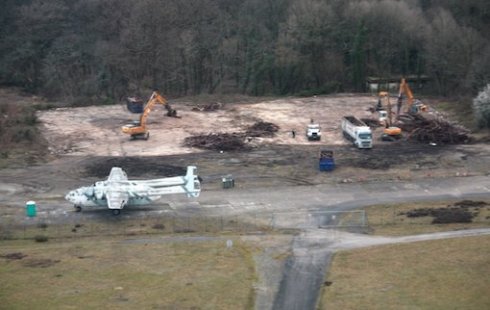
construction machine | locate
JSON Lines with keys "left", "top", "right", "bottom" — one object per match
{"left": 377, "top": 91, "right": 402, "bottom": 141}
{"left": 398, "top": 78, "right": 427, "bottom": 115}
{"left": 122, "top": 91, "right": 177, "bottom": 140}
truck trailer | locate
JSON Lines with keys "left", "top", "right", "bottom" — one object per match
{"left": 341, "top": 116, "right": 373, "bottom": 149}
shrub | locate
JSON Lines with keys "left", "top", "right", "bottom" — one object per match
{"left": 34, "top": 235, "right": 48, "bottom": 242}
{"left": 37, "top": 223, "right": 48, "bottom": 230}
{"left": 152, "top": 223, "right": 165, "bottom": 230}
{"left": 473, "top": 84, "right": 490, "bottom": 128}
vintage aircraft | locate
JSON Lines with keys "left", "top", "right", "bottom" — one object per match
{"left": 65, "top": 166, "right": 201, "bottom": 215}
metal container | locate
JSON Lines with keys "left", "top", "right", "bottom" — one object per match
{"left": 222, "top": 176, "right": 235, "bottom": 189}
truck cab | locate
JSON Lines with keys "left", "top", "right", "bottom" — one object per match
{"left": 306, "top": 124, "right": 321, "bottom": 141}
{"left": 355, "top": 129, "right": 373, "bottom": 148}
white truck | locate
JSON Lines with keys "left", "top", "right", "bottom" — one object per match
{"left": 341, "top": 116, "right": 372, "bottom": 149}
{"left": 306, "top": 123, "right": 321, "bottom": 141}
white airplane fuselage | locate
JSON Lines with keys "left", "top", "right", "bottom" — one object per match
{"left": 65, "top": 185, "right": 156, "bottom": 207}
{"left": 65, "top": 166, "right": 201, "bottom": 214}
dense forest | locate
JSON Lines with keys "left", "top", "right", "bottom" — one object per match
{"left": 0, "top": 0, "right": 489, "bottom": 102}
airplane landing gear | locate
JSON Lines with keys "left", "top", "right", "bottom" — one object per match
{"left": 112, "top": 209, "right": 121, "bottom": 216}
{"left": 74, "top": 205, "right": 82, "bottom": 212}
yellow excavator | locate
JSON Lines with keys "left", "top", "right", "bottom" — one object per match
{"left": 122, "top": 91, "right": 177, "bottom": 140}
{"left": 398, "top": 78, "right": 427, "bottom": 115}
{"left": 377, "top": 91, "right": 402, "bottom": 141}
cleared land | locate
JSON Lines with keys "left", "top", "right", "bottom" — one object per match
{"left": 37, "top": 94, "right": 379, "bottom": 156}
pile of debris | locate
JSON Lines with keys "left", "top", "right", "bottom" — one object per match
{"left": 361, "top": 118, "right": 381, "bottom": 128}
{"left": 191, "top": 102, "right": 223, "bottom": 112}
{"left": 245, "top": 121, "right": 280, "bottom": 137}
{"left": 397, "top": 113, "right": 470, "bottom": 144}
{"left": 184, "top": 132, "right": 247, "bottom": 151}
{"left": 184, "top": 120, "right": 279, "bottom": 151}
{"left": 404, "top": 207, "right": 474, "bottom": 224}
{"left": 400, "top": 200, "right": 488, "bottom": 224}
{"left": 85, "top": 158, "right": 186, "bottom": 177}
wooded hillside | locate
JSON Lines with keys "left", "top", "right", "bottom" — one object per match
{"left": 0, "top": 0, "right": 489, "bottom": 102}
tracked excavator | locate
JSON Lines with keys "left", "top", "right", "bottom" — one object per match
{"left": 398, "top": 78, "right": 427, "bottom": 115}
{"left": 122, "top": 91, "right": 177, "bottom": 140}
{"left": 377, "top": 91, "right": 402, "bottom": 141}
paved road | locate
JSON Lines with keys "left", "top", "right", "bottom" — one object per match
{"left": 270, "top": 228, "right": 490, "bottom": 310}
{"left": 195, "top": 174, "right": 490, "bottom": 217}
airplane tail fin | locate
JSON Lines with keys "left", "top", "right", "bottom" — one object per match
{"left": 184, "top": 166, "right": 201, "bottom": 198}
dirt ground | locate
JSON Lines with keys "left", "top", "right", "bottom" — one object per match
{"left": 37, "top": 94, "right": 400, "bottom": 156}
{"left": 1, "top": 91, "right": 490, "bottom": 214}
{"left": 35, "top": 93, "right": 490, "bottom": 182}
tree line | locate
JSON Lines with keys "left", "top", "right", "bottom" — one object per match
{"left": 0, "top": 0, "right": 489, "bottom": 103}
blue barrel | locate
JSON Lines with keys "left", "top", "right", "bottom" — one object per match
{"left": 26, "top": 201, "right": 37, "bottom": 217}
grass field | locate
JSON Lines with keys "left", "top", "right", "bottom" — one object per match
{"left": 363, "top": 200, "right": 490, "bottom": 236}
{"left": 1, "top": 200, "right": 489, "bottom": 309}
{"left": 0, "top": 235, "right": 256, "bottom": 309}
{"left": 319, "top": 235, "right": 490, "bottom": 309}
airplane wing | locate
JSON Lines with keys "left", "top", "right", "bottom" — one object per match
{"left": 107, "top": 167, "right": 128, "bottom": 182}
{"left": 106, "top": 188, "right": 129, "bottom": 210}
{"left": 106, "top": 167, "right": 129, "bottom": 210}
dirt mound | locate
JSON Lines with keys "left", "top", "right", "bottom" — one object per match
{"left": 245, "top": 121, "right": 280, "bottom": 137}
{"left": 84, "top": 157, "right": 186, "bottom": 178}
{"left": 400, "top": 200, "right": 488, "bottom": 224}
{"left": 403, "top": 208, "right": 474, "bottom": 224}
{"left": 184, "top": 120, "right": 280, "bottom": 151}
{"left": 184, "top": 133, "right": 248, "bottom": 151}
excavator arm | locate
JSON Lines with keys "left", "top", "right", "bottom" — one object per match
{"left": 398, "top": 78, "right": 426, "bottom": 114}
{"left": 122, "top": 91, "right": 177, "bottom": 140}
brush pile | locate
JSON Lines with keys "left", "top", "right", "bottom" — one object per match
{"left": 245, "top": 121, "right": 280, "bottom": 137}
{"left": 184, "top": 133, "right": 247, "bottom": 151}
{"left": 361, "top": 118, "right": 381, "bottom": 128}
{"left": 397, "top": 113, "right": 470, "bottom": 144}
{"left": 184, "top": 121, "right": 279, "bottom": 151}
{"left": 191, "top": 102, "right": 223, "bottom": 112}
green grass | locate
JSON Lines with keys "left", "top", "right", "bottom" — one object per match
{"left": 0, "top": 236, "right": 256, "bottom": 309}
{"left": 319, "top": 235, "right": 490, "bottom": 309}
{"left": 0, "top": 214, "right": 271, "bottom": 241}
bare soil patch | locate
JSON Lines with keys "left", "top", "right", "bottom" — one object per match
{"left": 22, "top": 258, "right": 60, "bottom": 268}
{"left": 0, "top": 252, "right": 27, "bottom": 260}
{"left": 83, "top": 157, "right": 186, "bottom": 178}
{"left": 401, "top": 200, "right": 488, "bottom": 224}
{"left": 36, "top": 94, "right": 384, "bottom": 157}
{"left": 184, "top": 132, "right": 249, "bottom": 151}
